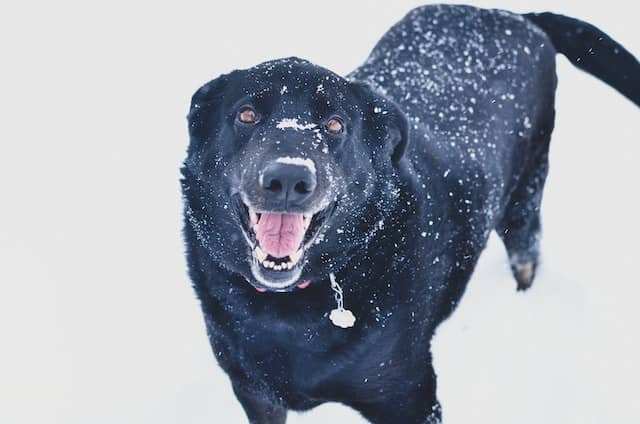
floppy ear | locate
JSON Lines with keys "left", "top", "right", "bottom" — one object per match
{"left": 189, "top": 74, "right": 229, "bottom": 113}
{"left": 350, "top": 81, "right": 409, "bottom": 165}
{"left": 187, "top": 74, "right": 230, "bottom": 137}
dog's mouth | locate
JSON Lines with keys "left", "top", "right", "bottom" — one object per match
{"left": 234, "top": 196, "right": 335, "bottom": 291}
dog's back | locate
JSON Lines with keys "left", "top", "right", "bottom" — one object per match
{"left": 350, "top": 5, "right": 558, "bottom": 297}
{"left": 349, "top": 4, "right": 638, "bottom": 294}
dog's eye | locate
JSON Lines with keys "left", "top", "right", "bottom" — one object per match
{"left": 325, "top": 117, "right": 344, "bottom": 134}
{"left": 238, "top": 107, "right": 259, "bottom": 124}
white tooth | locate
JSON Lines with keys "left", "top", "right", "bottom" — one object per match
{"left": 262, "top": 260, "right": 273, "bottom": 268}
{"left": 274, "top": 265, "right": 282, "bottom": 271}
{"left": 285, "top": 262, "right": 293, "bottom": 269}
{"left": 255, "top": 246, "right": 267, "bottom": 262}
{"left": 290, "top": 249, "right": 303, "bottom": 264}
{"left": 249, "top": 208, "right": 259, "bottom": 225}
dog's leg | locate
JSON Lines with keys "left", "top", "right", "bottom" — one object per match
{"left": 354, "top": 398, "right": 441, "bottom": 424}
{"left": 497, "top": 130, "right": 553, "bottom": 291}
{"left": 350, "top": 369, "right": 441, "bottom": 424}
{"left": 232, "top": 386, "right": 287, "bottom": 424}
{"left": 355, "top": 394, "right": 441, "bottom": 424}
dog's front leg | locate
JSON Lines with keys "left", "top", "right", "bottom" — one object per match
{"left": 232, "top": 385, "right": 288, "bottom": 424}
{"left": 349, "top": 370, "right": 441, "bottom": 424}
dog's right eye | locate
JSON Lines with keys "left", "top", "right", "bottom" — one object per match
{"left": 325, "top": 117, "right": 344, "bottom": 134}
{"left": 238, "top": 107, "right": 259, "bottom": 124}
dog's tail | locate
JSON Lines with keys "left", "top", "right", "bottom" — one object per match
{"left": 523, "top": 12, "right": 639, "bottom": 106}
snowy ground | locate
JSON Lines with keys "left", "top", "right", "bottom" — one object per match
{"left": 1, "top": 1, "right": 638, "bottom": 423}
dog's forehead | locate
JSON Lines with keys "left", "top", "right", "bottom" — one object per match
{"left": 239, "top": 57, "right": 350, "bottom": 100}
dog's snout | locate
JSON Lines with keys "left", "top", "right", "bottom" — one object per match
{"left": 260, "top": 162, "right": 317, "bottom": 205}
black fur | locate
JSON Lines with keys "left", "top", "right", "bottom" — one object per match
{"left": 182, "top": 5, "right": 639, "bottom": 423}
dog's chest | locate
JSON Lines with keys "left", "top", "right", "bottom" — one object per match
{"left": 223, "top": 306, "right": 408, "bottom": 406}
{"left": 236, "top": 317, "right": 348, "bottom": 384}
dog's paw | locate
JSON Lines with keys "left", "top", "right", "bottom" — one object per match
{"left": 511, "top": 261, "right": 536, "bottom": 291}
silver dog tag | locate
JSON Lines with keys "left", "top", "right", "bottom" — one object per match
{"left": 329, "top": 308, "right": 356, "bottom": 328}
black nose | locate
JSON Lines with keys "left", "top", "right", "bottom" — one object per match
{"left": 260, "top": 162, "right": 317, "bottom": 205}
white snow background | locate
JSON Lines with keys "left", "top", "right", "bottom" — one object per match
{"left": 0, "top": 1, "right": 638, "bottom": 423}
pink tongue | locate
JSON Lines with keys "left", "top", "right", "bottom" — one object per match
{"left": 255, "top": 213, "right": 305, "bottom": 258}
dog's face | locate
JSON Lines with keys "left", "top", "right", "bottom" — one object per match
{"left": 183, "top": 58, "right": 408, "bottom": 292}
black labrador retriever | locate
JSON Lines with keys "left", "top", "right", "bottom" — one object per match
{"left": 182, "top": 5, "right": 639, "bottom": 423}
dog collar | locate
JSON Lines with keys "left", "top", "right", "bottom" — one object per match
{"left": 242, "top": 273, "right": 356, "bottom": 328}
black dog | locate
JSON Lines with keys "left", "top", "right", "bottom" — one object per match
{"left": 182, "top": 5, "right": 639, "bottom": 423}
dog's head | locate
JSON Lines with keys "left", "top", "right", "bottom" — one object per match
{"left": 183, "top": 58, "right": 408, "bottom": 292}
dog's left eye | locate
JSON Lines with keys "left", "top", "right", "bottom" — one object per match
{"left": 325, "top": 117, "right": 344, "bottom": 134}
{"left": 238, "top": 107, "right": 259, "bottom": 124}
